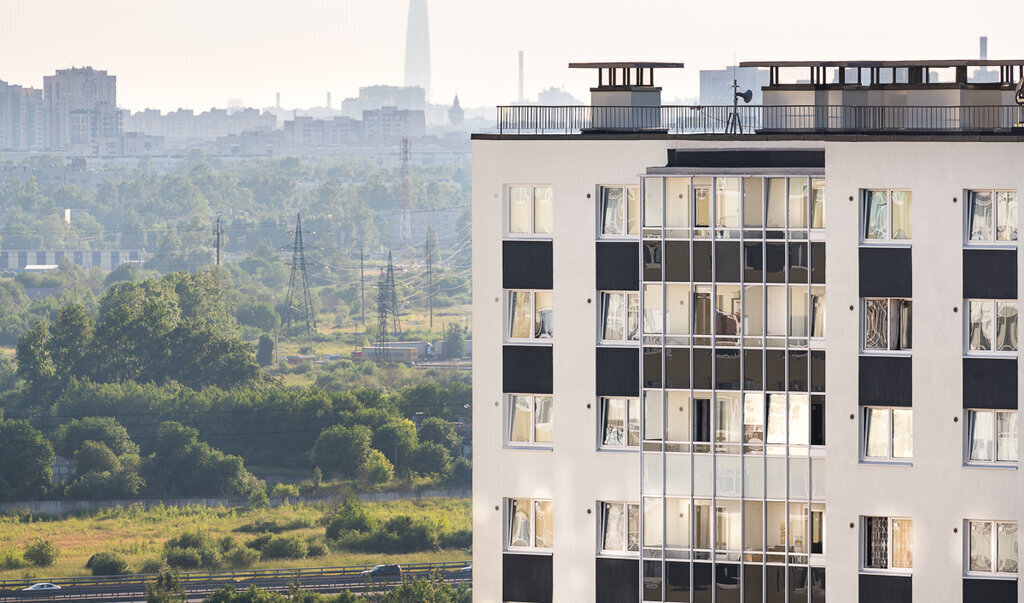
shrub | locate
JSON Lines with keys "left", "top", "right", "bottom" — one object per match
{"left": 86, "top": 551, "right": 130, "bottom": 576}
{"left": 323, "top": 495, "right": 374, "bottom": 540}
{"left": 305, "top": 538, "right": 328, "bottom": 558}
{"left": 223, "top": 546, "right": 260, "bottom": 569}
{"left": 360, "top": 449, "right": 393, "bottom": 486}
{"left": 269, "top": 483, "right": 299, "bottom": 499}
{"left": 448, "top": 456, "right": 471, "bottom": 486}
{"left": 164, "top": 547, "right": 203, "bottom": 570}
{"left": 409, "top": 441, "right": 452, "bottom": 477}
{"left": 259, "top": 534, "right": 307, "bottom": 560}
{"left": 247, "top": 487, "right": 269, "bottom": 510}
{"left": 22, "top": 539, "right": 59, "bottom": 567}
{"left": 163, "top": 531, "right": 221, "bottom": 569}
{"left": 138, "top": 557, "right": 165, "bottom": 574}
{"left": 0, "top": 548, "right": 26, "bottom": 571}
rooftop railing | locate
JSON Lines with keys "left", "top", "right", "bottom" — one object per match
{"left": 495, "top": 104, "right": 1024, "bottom": 135}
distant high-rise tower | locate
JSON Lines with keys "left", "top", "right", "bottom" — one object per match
{"left": 404, "top": 0, "right": 431, "bottom": 100}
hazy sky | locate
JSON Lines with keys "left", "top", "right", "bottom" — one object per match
{"left": 1, "top": 0, "right": 1021, "bottom": 111}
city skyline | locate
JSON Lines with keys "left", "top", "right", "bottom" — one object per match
{"left": 0, "top": 0, "right": 1020, "bottom": 112}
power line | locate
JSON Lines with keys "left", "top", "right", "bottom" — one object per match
{"left": 282, "top": 213, "right": 316, "bottom": 335}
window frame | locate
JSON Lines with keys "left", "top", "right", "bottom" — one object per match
{"left": 861, "top": 188, "right": 913, "bottom": 244}
{"left": 965, "top": 519, "right": 1018, "bottom": 577}
{"left": 860, "top": 406, "right": 913, "bottom": 463}
{"left": 505, "top": 289, "right": 553, "bottom": 343}
{"left": 860, "top": 297, "right": 912, "bottom": 354}
{"left": 964, "top": 409, "right": 1019, "bottom": 466}
{"left": 598, "top": 396, "right": 640, "bottom": 450}
{"left": 599, "top": 290, "right": 640, "bottom": 344}
{"left": 965, "top": 189, "right": 1018, "bottom": 246}
{"left": 597, "top": 184, "right": 640, "bottom": 238}
{"left": 598, "top": 501, "right": 641, "bottom": 557}
{"left": 505, "top": 497, "right": 554, "bottom": 552}
{"left": 506, "top": 394, "right": 553, "bottom": 448}
{"left": 505, "top": 184, "right": 553, "bottom": 237}
{"left": 964, "top": 298, "right": 1018, "bottom": 356}
{"left": 862, "top": 516, "right": 914, "bottom": 573}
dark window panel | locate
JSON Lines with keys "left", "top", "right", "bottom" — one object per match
{"left": 644, "top": 560, "right": 663, "bottom": 602}
{"left": 811, "top": 242, "right": 826, "bottom": 284}
{"left": 716, "top": 349, "right": 741, "bottom": 390}
{"left": 666, "top": 347, "right": 690, "bottom": 389}
{"left": 963, "top": 578, "right": 1017, "bottom": 603}
{"left": 597, "top": 348, "right": 640, "bottom": 397}
{"left": 859, "top": 356, "right": 912, "bottom": 406}
{"left": 859, "top": 247, "right": 912, "bottom": 298}
{"left": 644, "top": 348, "right": 662, "bottom": 389}
{"left": 811, "top": 395, "right": 826, "bottom": 446}
{"left": 596, "top": 242, "right": 641, "bottom": 291}
{"left": 743, "top": 349, "right": 763, "bottom": 390}
{"left": 596, "top": 558, "right": 640, "bottom": 603}
{"left": 693, "top": 397, "right": 712, "bottom": 443}
{"left": 503, "top": 346, "right": 553, "bottom": 394}
{"left": 790, "top": 567, "right": 809, "bottom": 603}
{"left": 765, "top": 242, "right": 786, "bottom": 283}
{"left": 693, "top": 241, "right": 713, "bottom": 282}
{"left": 743, "top": 242, "right": 763, "bottom": 283}
{"left": 811, "top": 350, "right": 825, "bottom": 393}
{"left": 716, "top": 564, "right": 740, "bottom": 603}
{"left": 715, "top": 241, "right": 741, "bottom": 283}
{"left": 765, "top": 565, "right": 786, "bottom": 603}
{"left": 811, "top": 567, "right": 826, "bottom": 603}
{"left": 766, "top": 349, "right": 787, "bottom": 392}
{"left": 963, "top": 249, "right": 1017, "bottom": 299}
{"left": 665, "top": 561, "right": 690, "bottom": 603}
{"left": 644, "top": 242, "right": 663, "bottom": 282}
{"left": 693, "top": 348, "right": 713, "bottom": 390}
{"left": 744, "top": 565, "right": 763, "bottom": 603}
{"left": 666, "top": 241, "right": 690, "bottom": 282}
{"left": 789, "top": 242, "right": 809, "bottom": 283}
{"left": 502, "top": 554, "right": 553, "bottom": 603}
{"left": 789, "top": 350, "right": 809, "bottom": 392}
{"left": 963, "top": 358, "right": 1018, "bottom": 409}
{"left": 503, "top": 240, "right": 553, "bottom": 290}
{"left": 693, "top": 562, "right": 713, "bottom": 603}
{"left": 859, "top": 574, "right": 912, "bottom": 603}
{"left": 667, "top": 149, "right": 825, "bottom": 168}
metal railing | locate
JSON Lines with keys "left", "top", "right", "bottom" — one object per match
{"left": 495, "top": 104, "right": 1024, "bottom": 135}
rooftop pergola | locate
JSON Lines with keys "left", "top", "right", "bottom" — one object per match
{"left": 740, "top": 59, "right": 1024, "bottom": 87}
{"left": 568, "top": 62, "right": 685, "bottom": 88}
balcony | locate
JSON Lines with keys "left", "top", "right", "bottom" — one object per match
{"left": 494, "top": 104, "right": 1024, "bottom": 136}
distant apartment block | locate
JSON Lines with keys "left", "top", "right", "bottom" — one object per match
{"left": 0, "top": 82, "right": 45, "bottom": 150}
{"left": 0, "top": 249, "right": 143, "bottom": 271}
{"left": 124, "top": 107, "right": 276, "bottom": 146}
{"left": 363, "top": 106, "right": 425, "bottom": 141}
{"left": 284, "top": 116, "right": 363, "bottom": 147}
{"left": 0, "top": 164, "right": 121, "bottom": 191}
{"left": 43, "top": 67, "right": 120, "bottom": 150}
{"left": 341, "top": 85, "right": 426, "bottom": 118}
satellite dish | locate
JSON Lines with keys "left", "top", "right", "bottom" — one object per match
{"left": 1016, "top": 76, "right": 1024, "bottom": 106}
{"left": 737, "top": 89, "right": 753, "bottom": 104}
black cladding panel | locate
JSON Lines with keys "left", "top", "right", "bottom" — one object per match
{"left": 860, "top": 247, "right": 912, "bottom": 298}
{"left": 503, "top": 346, "right": 553, "bottom": 394}
{"left": 963, "top": 578, "right": 1017, "bottom": 603}
{"left": 665, "top": 241, "right": 690, "bottom": 282}
{"left": 963, "top": 249, "right": 1017, "bottom": 299}
{"left": 503, "top": 240, "right": 553, "bottom": 290}
{"left": 503, "top": 554, "right": 553, "bottom": 603}
{"left": 667, "top": 149, "right": 825, "bottom": 169}
{"left": 596, "top": 242, "right": 640, "bottom": 291}
{"left": 596, "top": 558, "right": 640, "bottom": 603}
{"left": 859, "top": 356, "right": 912, "bottom": 406}
{"left": 963, "top": 358, "right": 1018, "bottom": 409}
{"left": 597, "top": 347, "right": 640, "bottom": 397}
{"left": 859, "top": 574, "right": 912, "bottom": 603}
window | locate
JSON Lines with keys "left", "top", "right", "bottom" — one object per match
{"left": 967, "top": 190, "right": 1018, "bottom": 243}
{"left": 508, "top": 394, "right": 553, "bottom": 445}
{"left": 863, "top": 407, "right": 913, "bottom": 461}
{"left": 507, "top": 290, "right": 553, "bottom": 340}
{"left": 966, "top": 410, "right": 1018, "bottom": 464}
{"left": 600, "top": 292, "right": 639, "bottom": 342}
{"left": 508, "top": 185, "right": 553, "bottom": 235}
{"left": 600, "top": 502, "right": 640, "bottom": 554}
{"left": 863, "top": 189, "right": 912, "bottom": 241}
{"left": 967, "top": 300, "right": 1018, "bottom": 353}
{"left": 862, "top": 298, "right": 912, "bottom": 351}
{"left": 863, "top": 516, "right": 913, "bottom": 570}
{"left": 507, "top": 498, "right": 553, "bottom": 550}
{"left": 600, "top": 186, "right": 640, "bottom": 236}
{"left": 968, "top": 520, "right": 1018, "bottom": 574}
{"left": 600, "top": 397, "right": 640, "bottom": 448}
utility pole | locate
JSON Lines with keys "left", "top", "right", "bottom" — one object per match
{"left": 213, "top": 212, "right": 223, "bottom": 266}
{"left": 283, "top": 213, "right": 317, "bottom": 334}
{"left": 359, "top": 243, "right": 366, "bottom": 332}
{"left": 424, "top": 226, "right": 436, "bottom": 329}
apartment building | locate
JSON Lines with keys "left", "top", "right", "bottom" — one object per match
{"left": 472, "top": 60, "right": 1024, "bottom": 603}
{"left": 43, "top": 67, "right": 120, "bottom": 150}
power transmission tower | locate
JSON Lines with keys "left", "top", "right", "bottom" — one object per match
{"left": 359, "top": 243, "right": 366, "bottom": 332}
{"left": 213, "top": 212, "right": 223, "bottom": 265}
{"left": 424, "top": 226, "right": 437, "bottom": 329}
{"left": 374, "top": 250, "right": 401, "bottom": 363}
{"left": 399, "top": 138, "right": 412, "bottom": 245}
{"left": 283, "top": 213, "right": 317, "bottom": 335}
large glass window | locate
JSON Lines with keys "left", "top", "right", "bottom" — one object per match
{"left": 601, "top": 502, "right": 640, "bottom": 554}
{"left": 967, "top": 299, "right": 1018, "bottom": 353}
{"left": 863, "top": 407, "right": 913, "bottom": 461}
{"left": 864, "top": 516, "right": 913, "bottom": 570}
{"left": 507, "top": 498, "right": 554, "bottom": 550}
{"left": 600, "top": 291, "right": 640, "bottom": 342}
{"left": 967, "top": 190, "right": 1018, "bottom": 243}
{"left": 863, "top": 189, "right": 912, "bottom": 241}
{"left": 507, "top": 290, "right": 553, "bottom": 340}
{"left": 863, "top": 298, "right": 912, "bottom": 351}
{"left": 507, "top": 394, "right": 553, "bottom": 445}
{"left": 600, "top": 397, "right": 640, "bottom": 449}
{"left": 508, "top": 185, "right": 553, "bottom": 235}
{"left": 966, "top": 409, "right": 1018, "bottom": 464}
{"left": 968, "top": 520, "right": 1018, "bottom": 574}
{"left": 600, "top": 185, "right": 640, "bottom": 236}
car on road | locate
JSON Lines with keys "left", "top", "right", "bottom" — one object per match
{"left": 458, "top": 564, "right": 472, "bottom": 573}
{"left": 360, "top": 564, "right": 402, "bottom": 579}
{"left": 22, "top": 583, "right": 61, "bottom": 591}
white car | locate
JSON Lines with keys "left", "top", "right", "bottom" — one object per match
{"left": 22, "top": 583, "right": 61, "bottom": 591}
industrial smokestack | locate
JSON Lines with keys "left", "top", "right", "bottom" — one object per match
{"left": 276, "top": 92, "right": 281, "bottom": 109}
{"left": 980, "top": 36, "right": 988, "bottom": 61}
{"left": 518, "top": 51, "right": 524, "bottom": 103}
{"left": 327, "top": 92, "right": 331, "bottom": 108}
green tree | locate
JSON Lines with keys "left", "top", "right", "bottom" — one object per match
{"left": 145, "top": 421, "right": 260, "bottom": 497}
{"left": 371, "top": 418, "right": 419, "bottom": 469}
{"left": 372, "top": 576, "right": 472, "bottom": 603}
{"left": 22, "top": 539, "right": 59, "bottom": 567}
{"left": 409, "top": 441, "right": 452, "bottom": 477}
{"left": 417, "top": 417, "right": 461, "bottom": 453}
{"left": 256, "top": 334, "right": 274, "bottom": 367}
{"left": 52, "top": 417, "right": 139, "bottom": 458}
{"left": 45, "top": 304, "right": 95, "bottom": 385}
{"left": 86, "top": 551, "right": 130, "bottom": 576}
{"left": 360, "top": 449, "right": 394, "bottom": 486}
{"left": 145, "top": 569, "right": 187, "bottom": 603}
{"left": 311, "top": 424, "right": 372, "bottom": 478}
{"left": 15, "top": 321, "right": 54, "bottom": 401}
{"left": 74, "top": 440, "right": 120, "bottom": 474}
{"left": 443, "top": 322, "right": 465, "bottom": 360}
{"left": 0, "top": 419, "right": 54, "bottom": 501}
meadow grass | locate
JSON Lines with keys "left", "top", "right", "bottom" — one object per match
{"left": 0, "top": 498, "right": 471, "bottom": 581}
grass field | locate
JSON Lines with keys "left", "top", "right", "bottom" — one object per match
{"left": 0, "top": 498, "right": 471, "bottom": 581}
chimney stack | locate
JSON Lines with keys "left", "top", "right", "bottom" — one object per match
{"left": 327, "top": 91, "right": 332, "bottom": 108}
{"left": 518, "top": 51, "right": 525, "bottom": 103}
{"left": 980, "top": 36, "right": 988, "bottom": 61}
{"left": 276, "top": 92, "right": 281, "bottom": 109}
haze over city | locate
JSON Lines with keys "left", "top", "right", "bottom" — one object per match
{"left": 0, "top": 0, "right": 1020, "bottom": 111}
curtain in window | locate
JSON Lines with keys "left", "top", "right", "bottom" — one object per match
{"left": 766, "top": 394, "right": 787, "bottom": 446}
{"left": 508, "top": 291, "right": 532, "bottom": 339}
{"left": 968, "top": 191, "right": 994, "bottom": 241}
{"left": 969, "top": 411, "right": 995, "bottom": 461}
{"left": 890, "top": 191, "right": 912, "bottom": 239}
{"left": 788, "top": 178, "right": 808, "bottom": 229}
{"left": 997, "top": 522, "right": 1018, "bottom": 573}
{"left": 995, "top": 302, "right": 1018, "bottom": 352}
{"left": 810, "top": 289, "right": 826, "bottom": 338}
{"left": 890, "top": 299, "right": 912, "bottom": 350}
{"left": 863, "top": 299, "right": 888, "bottom": 349}
{"left": 766, "top": 178, "right": 787, "bottom": 228}
{"left": 891, "top": 519, "right": 913, "bottom": 568}
{"left": 643, "top": 284, "right": 663, "bottom": 335}
{"left": 970, "top": 521, "right": 993, "bottom": 572}
{"left": 602, "top": 187, "right": 624, "bottom": 236}
{"left": 627, "top": 399, "right": 640, "bottom": 447}
{"left": 627, "top": 293, "right": 640, "bottom": 341}
{"left": 716, "top": 178, "right": 741, "bottom": 228}
{"left": 509, "top": 396, "right": 533, "bottom": 443}
{"left": 508, "top": 187, "right": 531, "bottom": 234}
{"left": 789, "top": 287, "right": 809, "bottom": 337}
{"left": 789, "top": 395, "right": 809, "bottom": 447}
{"left": 743, "top": 393, "right": 765, "bottom": 445}
{"left": 891, "top": 409, "right": 913, "bottom": 458}
{"left": 693, "top": 500, "right": 712, "bottom": 549}
{"left": 694, "top": 186, "right": 711, "bottom": 228}
{"left": 766, "top": 286, "right": 788, "bottom": 337}
{"left": 533, "top": 186, "right": 554, "bottom": 234}
{"left": 603, "top": 503, "right": 625, "bottom": 551}
{"left": 693, "top": 290, "right": 713, "bottom": 335}
{"left": 997, "top": 412, "right": 1019, "bottom": 462}
{"left": 625, "top": 188, "right": 640, "bottom": 235}
{"left": 970, "top": 301, "right": 993, "bottom": 351}
{"left": 715, "top": 395, "right": 741, "bottom": 443}
{"left": 810, "top": 181, "right": 825, "bottom": 229}
{"left": 602, "top": 292, "right": 625, "bottom": 341}
{"left": 534, "top": 291, "right": 553, "bottom": 339}
{"left": 866, "top": 517, "right": 889, "bottom": 568}
{"left": 509, "top": 499, "right": 532, "bottom": 547}
{"left": 997, "top": 192, "right": 1018, "bottom": 241}
{"left": 533, "top": 396, "right": 553, "bottom": 443}
{"left": 602, "top": 398, "right": 625, "bottom": 447}
{"left": 864, "top": 191, "right": 888, "bottom": 239}
{"left": 627, "top": 504, "right": 640, "bottom": 552}
{"left": 534, "top": 500, "right": 554, "bottom": 548}
{"left": 864, "top": 408, "right": 890, "bottom": 458}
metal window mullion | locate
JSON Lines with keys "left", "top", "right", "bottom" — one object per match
{"left": 660, "top": 176, "right": 669, "bottom": 602}
{"left": 710, "top": 177, "right": 718, "bottom": 603}
{"left": 637, "top": 178, "right": 646, "bottom": 603}
{"left": 738, "top": 176, "right": 746, "bottom": 603}
{"left": 687, "top": 176, "right": 695, "bottom": 603}
{"left": 761, "top": 177, "right": 769, "bottom": 603}
{"left": 784, "top": 176, "right": 791, "bottom": 603}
